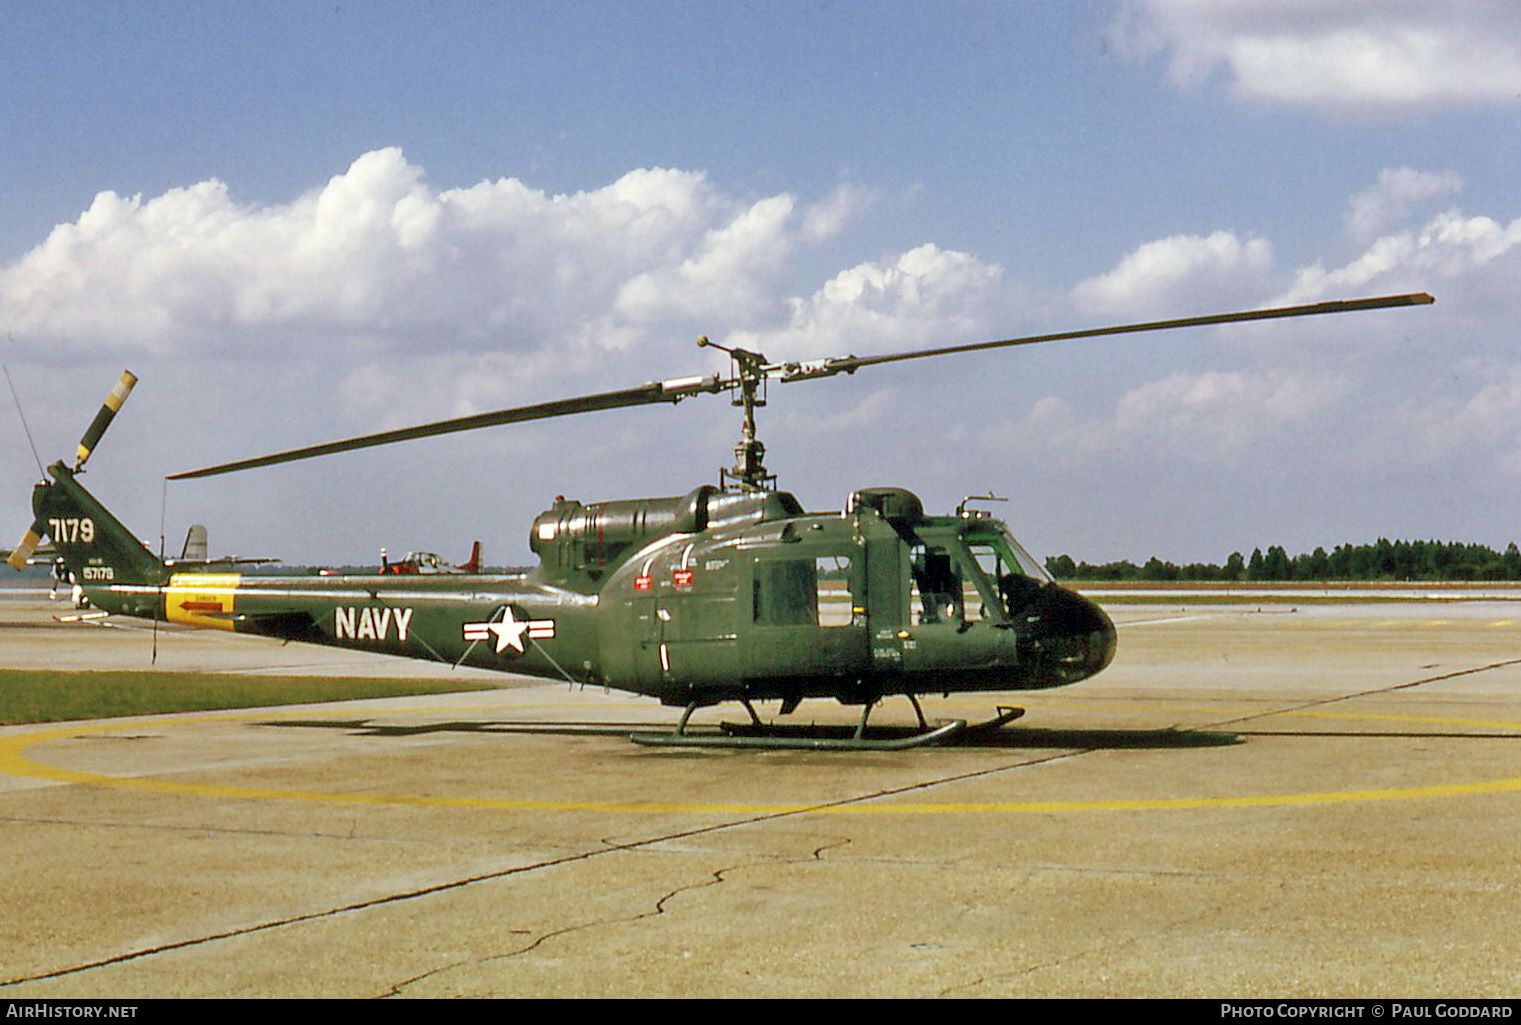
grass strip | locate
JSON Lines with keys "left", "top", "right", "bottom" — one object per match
{"left": 0, "top": 669, "right": 500, "bottom": 725}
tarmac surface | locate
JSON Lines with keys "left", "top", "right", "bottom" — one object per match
{"left": 1, "top": 588, "right": 1519, "bottom": 998}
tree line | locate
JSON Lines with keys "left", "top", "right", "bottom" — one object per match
{"left": 1045, "top": 539, "right": 1521, "bottom": 583}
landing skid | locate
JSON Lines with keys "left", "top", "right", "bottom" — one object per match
{"left": 966, "top": 704, "right": 1026, "bottom": 732}
{"left": 631, "top": 717, "right": 967, "bottom": 751}
{"left": 628, "top": 701, "right": 1025, "bottom": 751}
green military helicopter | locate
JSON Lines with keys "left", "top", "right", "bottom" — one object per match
{"left": 9, "top": 293, "right": 1433, "bottom": 749}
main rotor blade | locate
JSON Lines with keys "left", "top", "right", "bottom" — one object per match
{"left": 168, "top": 291, "right": 1432, "bottom": 481}
{"left": 774, "top": 293, "right": 1435, "bottom": 382}
{"left": 168, "top": 375, "right": 726, "bottom": 480}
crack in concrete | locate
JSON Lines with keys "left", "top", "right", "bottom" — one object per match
{"left": 377, "top": 863, "right": 733, "bottom": 997}
{"left": 378, "top": 835, "right": 854, "bottom": 997}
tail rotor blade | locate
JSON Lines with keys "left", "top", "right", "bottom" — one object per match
{"left": 74, "top": 370, "right": 137, "bottom": 471}
{"left": 6, "top": 520, "right": 45, "bottom": 572}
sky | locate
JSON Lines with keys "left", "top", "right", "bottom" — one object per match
{"left": 3, "top": 0, "right": 1520, "bottom": 568}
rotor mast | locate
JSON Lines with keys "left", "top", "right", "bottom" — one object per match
{"left": 698, "top": 336, "right": 776, "bottom": 491}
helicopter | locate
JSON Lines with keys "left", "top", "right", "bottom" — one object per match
{"left": 8, "top": 292, "right": 1433, "bottom": 749}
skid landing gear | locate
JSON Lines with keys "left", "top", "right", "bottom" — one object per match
{"left": 628, "top": 698, "right": 1025, "bottom": 751}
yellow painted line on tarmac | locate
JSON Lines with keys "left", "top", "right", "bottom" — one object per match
{"left": 1290, "top": 708, "right": 1521, "bottom": 731}
{"left": 3, "top": 704, "right": 1521, "bottom": 816}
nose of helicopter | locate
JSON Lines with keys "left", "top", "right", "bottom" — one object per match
{"left": 1019, "top": 583, "right": 1117, "bottom": 685}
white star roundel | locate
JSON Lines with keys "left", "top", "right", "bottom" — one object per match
{"left": 463, "top": 606, "right": 555, "bottom": 655}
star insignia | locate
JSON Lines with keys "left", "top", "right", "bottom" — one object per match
{"left": 463, "top": 608, "right": 555, "bottom": 656}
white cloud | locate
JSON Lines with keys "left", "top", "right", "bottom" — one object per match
{"left": 1288, "top": 207, "right": 1521, "bottom": 300}
{"left": 799, "top": 182, "right": 877, "bottom": 244}
{"left": 613, "top": 193, "right": 798, "bottom": 327}
{"left": 1344, "top": 168, "right": 1463, "bottom": 243}
{"left": 1071, "top": 231, "right": 1275, "bottom": 316}
{"left": 1109, "top": 0, "right": 1521, "bottom": 109}
{"left": 728, "top": 243, "right": 1010, "bottom": 361}
{"left": 1394, "top": 363, "right": 1521, "bottom": 474}
{"left": 0, "top": 149, "right": 1027, "bottom": 480}
{"left": 0, "top": 149, "right": 852, "bottom": 368}
{"left": 1015, "top": 395, "right": 1113, "bottom": 462}
{"left": 777, "top": 387, "right": 897, "bottom": 433}
{"left": 984, "top": 367, "right": 1348, "bottom": 477}
{"left": 1115, "top": 368, "right": 1345, "bottom": 441}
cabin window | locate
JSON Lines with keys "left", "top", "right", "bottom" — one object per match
{"left": 815, "top": 555, "right": 854, "bottom": 627}
{"left": 753, "top": 560, "right": 817, "bottom": 626}
{"left": 752, "top": 555, "right": 854, "bottom": 628}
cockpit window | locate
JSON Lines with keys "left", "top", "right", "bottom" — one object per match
{"left": 909, "top": 544, "right": 964, "bottom": 624}
{"left": 965, "top": 526, "right": 1051, "bottom": 618}
{"left": 906, "top": 525, "right": 1051, "bottom": 625}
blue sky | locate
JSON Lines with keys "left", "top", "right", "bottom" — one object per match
{"left": 4, "top": 1, "right": 1520, "bottom": 567}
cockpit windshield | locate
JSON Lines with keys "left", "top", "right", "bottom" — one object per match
{"left": 966, "top": 524, "right": 1052, "bottom": 584}
{"left": 965, "top": 524, "right": 1052, "bottom": 619}
{"left": 907, "top": 523, "right": 1052, "bottom": 625}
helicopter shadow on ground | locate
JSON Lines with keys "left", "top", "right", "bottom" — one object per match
{"left": 257, "top": 718, "right": 1245, "bottom": 751}
{"left": 707, "top": 721, "right": 1242, "bottom": 750}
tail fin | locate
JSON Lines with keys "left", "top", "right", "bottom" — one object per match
{"left": 180, "top": 523, "right": 208, "bottom": 562}
{"left": 458, "top": 540, "right": 482, "bottom": 574}
{"left": 31, "top": 461, "right": 165, "bottom": 590}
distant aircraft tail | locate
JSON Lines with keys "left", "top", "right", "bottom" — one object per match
{"left": 180, "top": 523, "right": 208, "bottom": 562}
{"left": 458, "top": 540, "right": 482, "bottom": 574}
